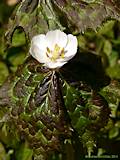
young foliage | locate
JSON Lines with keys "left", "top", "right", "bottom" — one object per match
{"left": 0, "top": 0, "right": 120, "bottom": 159}
{"left": 6, "top": 0, "right": 120, "bottom": 45}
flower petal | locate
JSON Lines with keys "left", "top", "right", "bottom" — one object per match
{"left": 30, "top": 45, "right": 49, "bottom": 63}
{"left": 29, "top": 30, "right": 78, "bottom": 69}
{"left": 64, "top": 34, "right": 78, "bottom": 60}
{"left": 30, "top": 34, "right": 49, "bottom": 63}
{"left": 46, "top": 30, "right": 68, "bottom": 49}
{"left": 31, "top": 34, "right": 46, "bottom": 50}
{"left": 45, "top": 61, "right": 67, "bottom": 69}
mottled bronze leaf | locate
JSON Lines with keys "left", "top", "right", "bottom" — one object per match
{"left": 88, "top": 92, "right": 110, "bottom": 131}
{"left": 5, "top": 0, "right": 120, "bottom": 46}
{"left": 0, "top": 58, "right": 73, "bottom": 157}
{"left": 53, "top": 0, "right": 120, "bottom": 33}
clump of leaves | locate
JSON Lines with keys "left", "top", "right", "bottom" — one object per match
{"left": 0, "top": 0, "right": 120, "bottom": 160}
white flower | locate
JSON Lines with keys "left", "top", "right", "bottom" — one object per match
{"left": 30, "top": 30, "right": 78, "bottom": 69}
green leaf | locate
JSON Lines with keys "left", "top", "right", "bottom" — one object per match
{"left": 0, "top": 142, "right": 6, "bottom": 160}
{"left": 12, "top": 28, "right": 26, "bottom": 47}
{"left": 106, "top": 64, "right": 120, "bottom": 79}
{"left": 0, "top": 61, "right": 9, "bottom": 86}
{"left": 82, "top": 130, "right": 95, "bottom": 156}
{"left": 98, "top": 20, "right": 115, "bottom": 38}
{"left": 75, "top": 116, "right": 89, "bottom": 130}
{"left": 101, "top": 80, "right": 120, "bottom": 119}
{"left": 103, "top": 40, "right": 112, "bottom": 56}
{"left": 109, "top": 127, "right": 119, "bottom": 139}
{"left": 108, "top": 50, "right": 119, "bottom": 67}
{"left": 16, "top": 143, "right": 33, "bottom": 160}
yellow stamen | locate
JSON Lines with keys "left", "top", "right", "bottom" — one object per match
{"left": 46, "top": 44, "right": 65, "bottom": 61}
{"left": 52, "top": 44, "right": 61, "bottom": 60}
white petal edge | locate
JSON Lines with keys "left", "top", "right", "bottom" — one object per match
{"left": 30, "top": 34, "right": 49, "bottom": 63}
{"left": 64, "top": 34, "right": 78, "bottom": 60}
{"left": 30, "top": 44, "right": 49, "bottom": 63}
{"left": 31, "top": 34, "right": 47, "bottom": 51}
{"left": 45, "top": 61, "right": 67, "bottom": 69}
{"left": 46, "top": 30, "right": 68, "bottom": 50}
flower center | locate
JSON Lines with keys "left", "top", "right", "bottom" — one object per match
{"left": 46, "top": 44, "right": 65, "bottom": 61}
